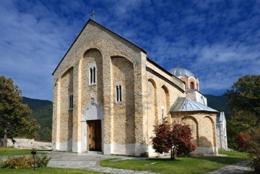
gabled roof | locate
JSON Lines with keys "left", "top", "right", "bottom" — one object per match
{"left": 52, "top": 19, "right": 147, "bottom": 75}
{"left": 171, "top": 97, "right": 218, "bottom": 113}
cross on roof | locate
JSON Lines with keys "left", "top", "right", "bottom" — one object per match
{"left": 176, "top": 62, "right": 179, "bottom": 67}
{"left": 91, "top": 11, "right": 96, "bottom": 20}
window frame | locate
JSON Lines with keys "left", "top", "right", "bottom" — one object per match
{"left": 115, "top": 83, "right": 122, "bottom": 104}
{"left": 89, "top": 64, "right": 97, "bottom": 86}
{"left": 69, "top": 94, "right": 73, "bottom": 110}
{"left": 190, "top": 81, "right": 194, "bottom": 89}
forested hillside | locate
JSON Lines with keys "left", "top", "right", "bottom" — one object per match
{"left": 205, "top": 94, "right": 231, "bottom": 119}
{"left": 21, "top": 95, "right": 229, "bottom": 142}
{"left": 22, "top": 97, "right": 52, "bottom": 142}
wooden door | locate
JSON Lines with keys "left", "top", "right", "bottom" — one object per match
{"left": 87, "top": 120, "right": 101, "bottom": 151}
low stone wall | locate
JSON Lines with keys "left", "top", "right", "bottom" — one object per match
{"left": 6, "top": 138, "right": 52, "bottom": 150}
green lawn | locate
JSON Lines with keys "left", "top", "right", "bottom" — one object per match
{"left": 100, "top": 150, "right": 249, "bottom": 174}
{"left": 0, "top": 147, "right": 106, "bottom": 174}
{"left": 0, "top": 148, "right": 249, "bottom": 174}
{"left": 0, "top": 168, "right": 105, "bottom": 174}
{"left": 0, "top": 147, "right": 45, "bottom": 156}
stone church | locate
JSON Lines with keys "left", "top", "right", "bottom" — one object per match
{"left": 52, "top": 19, "right": 226, "bottom": 156}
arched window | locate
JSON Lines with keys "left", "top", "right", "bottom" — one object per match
{"left": 190, "top": 82, "right": 194, "bottom": 89}
{"left": 115, "top": 83, "right": 122, "bottom": 103}
{"left": 89, "top": 64, "right": 96, "bottom": 85}
{"left": 69, "top": 94, "right": 73, "bottom": 110}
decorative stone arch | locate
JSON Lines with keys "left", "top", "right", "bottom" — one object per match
{"left": 79, "top": 48, "right": 104, "bottom": 153}
{"left": 80, "top": 100, "right": 104, "bottom": 153}
{"left": 81, "top": 48, "right": 103, "bottom": 105}
{"left": 188, "top": 76, "right": 198, "bottom": 90}
{"left": 148, "top": 78, "right": 157, "bottom": 89}
{"left": 147, "top": 78, "right": 158, "bottom": 143}
{"left": 190, "top": 81, "right": 195, "bottom": 89}
{"left": 148, "top": 79, "right": 157, "bottom": 118}
{"left": 111, "top": 55, "right": 134, "bottom": 64}
{"left": 204, "top": 116, "right": 216, "bottom": 148}
{"left": 196, "top": 82, "right": 199, "bottom": 91}
{"left": 198, "top": 115, "right": 217, "bottom": 155}
{"left": 111, "top": 56, "right": 135, "bottom": 151}
{"left": 59, "top": 67, "right": 74, "bottom": 151}
{"left": 181, "top": 116, "right": 199, "bottom": 146}
{"left": 161, "top": 85, "right": 170, "bottom": 122}
{"left": 180, "top": 77, "right": 188, "bottom": 89}
{"left": 83, "top": 48, "right": 104, "bottom": 58}
{"left": 61, "top": 66, "right": 74, "bottom": 78}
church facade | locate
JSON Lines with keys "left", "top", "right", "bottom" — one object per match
{"left": 52, "top": 19, "right": 220, "bottom": 156}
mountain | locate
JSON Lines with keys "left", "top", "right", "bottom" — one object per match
{"left": 21, "top": 95, "right": 229, "bottom": 142}
{"left": 22, "top": 97, "right": 53, "bottom": 142}
{"left": 205, "top": 94, "right": 231, "bottom": 119}
{"left": 22, "top": 97, "right": 52, "bottom": 111}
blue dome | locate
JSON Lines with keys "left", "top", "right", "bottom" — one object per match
{"left": 169, "top": 67, "right": 194, "bottom": 77}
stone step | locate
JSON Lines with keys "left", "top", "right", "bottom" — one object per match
{"left": 87, "top": 151, "right": 103, "bottom": 155}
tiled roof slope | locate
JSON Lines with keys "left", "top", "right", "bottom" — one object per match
{"left": 171, "top": 97, "right": 218, "bottom": 113}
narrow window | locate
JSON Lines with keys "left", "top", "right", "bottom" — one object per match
{"left": 89, "top": 65, "right": 97, "bottom": 85}
{"left": 69, "top": 94, "right": 73, "bottom": 110}
{"left": 93, "top": 67, "right": 96, "bottom": 83}
{"left": 119, "top": 85, "right": 122, "bottom": 102}
{"left": 190, "top": 82, "right": 194, "bottom": 89}
{"left": 115, "top": 84, "right": 122, "bottom": 103}
{"left": 116, "top": 86, "right": 119, "bottom": 101}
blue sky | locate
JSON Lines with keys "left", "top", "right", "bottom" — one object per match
{"left": 1, "top": 0, "right": 259, "bottom": 101}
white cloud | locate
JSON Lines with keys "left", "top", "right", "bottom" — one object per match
{"left": 0, "top": 0, "right": 259, "bottom": 100}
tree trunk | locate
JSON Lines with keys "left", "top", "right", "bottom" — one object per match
{"left": 3, "top": 128, "right": 7, "bottom": 147}
{"left": 170, "top": 148, "right": 175, "bottom": 160}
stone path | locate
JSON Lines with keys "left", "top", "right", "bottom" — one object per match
{"left": 206, "top": 160, "right": 253, "bottom": 174}
{"left": 47, "top": 152, "right": 158, "bottom": 174}
{"left": 47, "top": 152, "right": 254, "bottom": 174}
{"left": 1, "top": 151, "right": 254, "bottom": 173}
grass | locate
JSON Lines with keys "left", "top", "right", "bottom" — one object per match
{"left": 0, "top": 148, "right": 249, "bottom": 174}
{"left": 100, "top": 150, "right": 249, "bottom": 174}
{"left": 0, "top": 147, "right": 46, "bottom": 156}
{"left": 0, "top": 168, "right": 105, "bottom": 174}
{"left": 0, "top": 147, "right": 106, "bottom": 174}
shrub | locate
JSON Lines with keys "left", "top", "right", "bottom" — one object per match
{"left": 152, "top": 121, "right": 196, "bottom": 160}
{"left": 236, "top": 128, "right": 260, "bottom": 172}
{"left": 1, "top": 154, "right": 51, "bottom": 169}
{"left": 247, "top": 129, "right": 260, "bottom": 172}
{"left": 235, "top": 132, "right": 251, "bottom": 151}
{"left": 2, "top": 156, "right": 34, "bottom": 169}
{"left": 36, "top": 154, "right": 51, "bottom": 168}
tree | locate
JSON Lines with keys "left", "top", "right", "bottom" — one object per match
{"left": 227, "top": 110, "right": 258, "bottom": 149}
{"left": 152, "top": 121, "right": 195, "bottom": 160}
{"left": 224, "top": 75, "right": 260, "bottom": 149}
{"left": 235, "top": 128, "right": 260, "bottom": 172}
{"left": 235, "top": 131, "right": 251, "bottom": 151}
{"left": 0, "top": 76, "right": 39, "bottom": 147}
{"left": 224, "top": 75, "right": 260, "bottom": 119}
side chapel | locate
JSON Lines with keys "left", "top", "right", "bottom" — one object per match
{"left": 52, "top": 19, "right": 226, "bottom": 156}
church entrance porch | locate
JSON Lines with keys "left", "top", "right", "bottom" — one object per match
{"left": 87, "top": 120, "right": 101, "bottom": 151}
